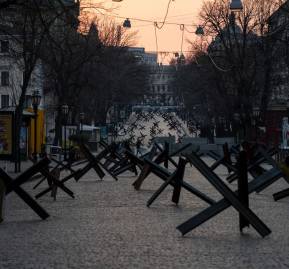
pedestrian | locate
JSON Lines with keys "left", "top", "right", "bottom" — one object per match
{"left": 136, "top": 139, "right": 142, "bottom": 156}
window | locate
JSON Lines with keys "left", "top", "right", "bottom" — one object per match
{"left": 0, "top": 40, "right": 9, "bottom": 53}
{"left": 1, "top": 95, "right": 9, "bottom": 108}
{"left": 1, "top": 71, "right": 9, "bottom": 86}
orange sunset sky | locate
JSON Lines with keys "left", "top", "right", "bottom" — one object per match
{"left": 86, "top": 0, "right": 205, "bottom": 63}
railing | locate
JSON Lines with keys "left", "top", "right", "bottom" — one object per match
{"left": 275, "top": 148, "right": 289, "bottom": 163}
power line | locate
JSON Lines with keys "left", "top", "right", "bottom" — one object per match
{"left": 82, "top": 2, "right": 200, "bottom": 28}
{"left": 154, "top": 0, "right": 174, "bottom": 30}
{"left": 180, "top": 24, "right": 185, "bottom": 53}
{"left": 101, "top": 13, "right": 199, "bottom": 28}
{"left": 161, "top": 12, "right": 197, "bottom": 19}
{"left": 145, "top": 50, "right": 198, "bottom": 54}
{"left": 153, "top": 23, "right": 159, "bottom": 61}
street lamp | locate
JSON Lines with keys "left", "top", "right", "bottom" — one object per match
{"left": 123, "top": 18, "right": 131, "bottom": 28}
{"left": 31, "top": 90, "right": 41, "bottom": 162}
{"left": 233, "top": 112, "right": 240, "bottom": 143}
{"left": 80, "top": 112, "right": 84, "bottom": 134}
{"left": 230, "top": 0, "right": 243, "bottom": 12}
{"left": 195, "top": 25, "right": 204, "bottom": 36}
{"left": 252, "top": 107, "right": 260, "bottom": 141}
{"left": 62, "top": 104, "right": 69, "bottom": 160}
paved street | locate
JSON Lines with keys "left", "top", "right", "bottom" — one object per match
{"left": 1, "top": 159, "right": 289, "bottom": 269}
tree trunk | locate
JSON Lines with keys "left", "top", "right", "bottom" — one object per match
{"left": 14, "top": 90, "right": 27, "bottom": 172}
{"left": 53, "top": 106, "right": 62, "bottom": 146}
{"left": 260, "top": 55, "right": 272, "bottom": 124}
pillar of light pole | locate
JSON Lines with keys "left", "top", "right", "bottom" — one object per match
{"left": 62, "top": 104, "right": 69, "bottom": 161}
{"left": 253, "top": 107, "right": 260, "bottom": 141}
{"left": 31, "top": 90, "right": 41, "bottom": 162}
{"left": 80, "top": 112, "right": 84, "bottom": 134}
{"left": 233, "top": 112, "right": 240, "bottom": 143}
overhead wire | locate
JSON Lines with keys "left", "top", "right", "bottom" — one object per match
{"left": 184, "top": 25, "right": 197, "bottom": 34}
{"left": 154, "top": 12, "right": 196, "bottom": 20}
{"left": 83, "top": 2, "right": 200, "bottom": 28}
{"left": 180, "top": 24, "right": 185, "bottom": 54}
{"left": 90, "top": 0, "right": 205, "bottom": 64}
{"left": 119, "top": 16, "right": 198, "bottom": 27}
{"left": 154, "top": 0, "right": 174, "bottom": 30}
{"left": 207, "top": 53, "right": 231, "bottom": 72}
{"left": 99, "top": 13, "right": 199, "bottom": 28}
{"left": 153, "top": 22, "right": 159, "bottom": 62}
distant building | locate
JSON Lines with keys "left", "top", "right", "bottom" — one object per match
{"left": 144, "top": 64, "right": 177, "bottom": 107}
{"left": 265, "top": 0, "right": 289, "bottom": 144}
{"left": 127, "top": 47, "right": 158, "bottom": 66}
{"left": 0, "top": 29, "right": 45, "bottom": 157}
{"left": 268, "top": 1, "right": 289, "bottom": 106}
{"left": 128, "top": 47, "right": 178, "bottom": 108}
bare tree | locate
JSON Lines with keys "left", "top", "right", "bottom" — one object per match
{"left": 180, "top": 0, "right": 284, "bottom": 139}
{"left": 0, "top": 0, "right": 77, "bottom": 171}
{"left": 41, "top": 17, "right": 103, "bottom": 145}
{"left": 79, "top": 28, "right": 149, "bottom": 125}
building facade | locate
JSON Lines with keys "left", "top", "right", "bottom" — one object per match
{"left": 265, "top": 1, "right": 289, "bottom": 145}
{"left": 128, "top": 47, "right": 178, "bottom": 109}
{"left": 0, "top": 33, "right": 45, "bottom": 157}
{"left": 144, "top": 64, "right": 176, "bottom": 107}
{"left": 0, "top": 0, "right": 80, "bottom": 156}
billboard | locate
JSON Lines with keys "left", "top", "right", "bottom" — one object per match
{"left": 0, "top": 112, "right": 14, "bottom": 160}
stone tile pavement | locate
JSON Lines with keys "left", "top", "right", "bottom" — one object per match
{"left": 1, "top": 159, "right": 289, "bottom": 268}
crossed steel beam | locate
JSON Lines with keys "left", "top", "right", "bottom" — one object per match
{"left": 176, "top": 152, "right": 282, "bottom": 238}
{"left": 0, "top": 158, "right": 51, "bottom": 220}
{"left": 143, "top": 157, "right": 215, "bottom": 206}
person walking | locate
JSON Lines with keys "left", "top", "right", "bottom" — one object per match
{"left": 136, "top": 139, "right": 142, "bottom": 156}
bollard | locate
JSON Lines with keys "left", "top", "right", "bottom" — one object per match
{"left": 164, "top": 142, "right": 169, "bottom": 169}
{"left": 0, "top": 177, "right": 6, "bottom": 223}
{"left": 237, "top": 150, "right": 249, "bottom": 232}
{"left": 223, "top": 142, "right": 232, "bottom": 173}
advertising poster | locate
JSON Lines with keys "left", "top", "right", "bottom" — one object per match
{"left": 20, "top": 127, "right": 27, "bottom": 157}
{"left": 0, "top": 113, "right": 13, "bottom": 159}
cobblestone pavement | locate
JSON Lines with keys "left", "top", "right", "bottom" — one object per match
{"left": 1, "top": 158, "right": 289, "bottom": 269}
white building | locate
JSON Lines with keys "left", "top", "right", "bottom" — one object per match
{"left": 128, "top": 47, "right": 177, "bottom": 107}
{"left": 144, "top": 64, "right": 176, "bottom": 107}
{"left": 0, "top": 37, "right": 45, "bottom": 110}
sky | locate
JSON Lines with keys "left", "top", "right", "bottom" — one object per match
{"left": 87, "top": 0, "right": 205, "bottom": 63}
